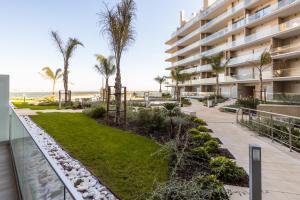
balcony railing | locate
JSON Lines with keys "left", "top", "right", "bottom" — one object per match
{"left": 168, "top": 40, "right": 202, "bottom": 60}
{"left": 232, "top": 71, "right": 273, "bottom": 80}
{"left": 171, "top": 53, "right": 201, "bottom": 67}
{"left": 272, "top": 43, "right": 300, "bottom": 56}
{"left": 180, "top": 64, "right": 212, "bottom": 74}
{"left": 201, "top": 0, "right": 229, "bottom": 17}
{"left": 273, "top": 67, "right": 300, "bottom": 78}
{"left": 171, "top": 14, "right": 201, "bottom": 38}
{"left": 228, "top": 51, "right": 263, "bottom": 67}
{"left": 9, "top": 106, "right": 83, "bottom": 200}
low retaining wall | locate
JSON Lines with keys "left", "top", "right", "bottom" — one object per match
{"left": 257, "top": 104, "right": 300, "bottom": 117}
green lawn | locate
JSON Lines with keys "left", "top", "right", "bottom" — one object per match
{"left": 12, "top": 102, "right": 58, "bottom": 110}
{"left": 30, "top": 113, "right": 169, "bottom": 200}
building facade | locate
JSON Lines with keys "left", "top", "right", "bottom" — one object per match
{"left": 165, "top": 0, "right": 300, "bottom": 101}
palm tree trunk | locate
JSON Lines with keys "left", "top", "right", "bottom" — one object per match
{"left": 115, "top": 60, "right": 122, "bottom": 125}
{"left": 259, "top": 70, "right": 263, "bottom": 102}
{"left": 216, "top": 74, "right": 219, "bottom": 103}
{"left": 52, "top": 80, "right": 56, "bottom": 98}
{"left": 64, "top": 62, "right": 68, "bottom": 103}
{"left": 159, "top": 83, "right": 162, "bottom": 93}
{"left": 176, "top": 82, "right": 180, "bottom": 101}
{"left": 105, "top": 77, "right": 109, "bottom": 102}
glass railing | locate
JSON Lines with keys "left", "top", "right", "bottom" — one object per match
{"left": 169, "top": 40, "right": 202, "bottom": 59}
{"left": 171, "top": 14, "right": 201, "bottom": 37}
{"left": 232, "top": 71, "right": 273, "bottom": 80}
{"left": 181, "top": 64, "right": 212, "bottom": 74}
{"left": 172, "top": 53, "right": 201, "bottom": 67}
{"left": 9, "top": 106, "right": 82, "bottom": 200}
{"left": 169, "top": 28, "right": 201, "bottom": 50}
{"left": 272, "top": 42, "right": 300, "bottom": 56}
{"left": 201, "top": 43, "right": 227, "bottom": 57}
{"left": 202, "top": 2, "right": 244, "bottom": 30}
{"left": 201, "top": 0, "right": 228, "bottom": 17}
{"left": 273, "top": 67, "right": 300, "bottom": 78}
{"left": 228, "top": 51, "right": 263, "bottom": 66}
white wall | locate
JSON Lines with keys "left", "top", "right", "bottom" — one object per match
{"left": 0, "top": 75, "right": 9, "bottom": 142}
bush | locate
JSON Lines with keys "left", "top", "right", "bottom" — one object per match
{"left": 188, "top": 128, "right": 201, "bottom": 136}
{"left": 38, "top": 101, "right": 59, "bottom": 106}
{"left": 72, "top": 101, "right": 82, "bottom": 109}
{"left": 191, "top": 132, "right": 212, "bottom": 145}
{"left": 136, "top": 108, "right": 167, "bottom": 133}
{"left": 191, "top": 147, "right": 210, "bottom": 161}
{"left": 162, "top": 93, "right": 172, "bottom": 99}
{"left": 237, "top": 97, "right": 259, "bottom": 109}
{"left": 83, "top": 106, "right": 106, "bottom": 119}
{"left": 210, "top": 156, "right": 246, "bottom": 183}
{"left": 181, "top": 98, "right": 192, "bottom": 106}
{"left": 196, "top": 125, "right": 209, "bottom": 132}
{"left": 197, "top": 175, "right": 228, "bottom": 200}
{"left": 204, "top": 140, "right": 220, "bottom": 153}
{"left": 193, "top": 118, "right": 206, "bottom": 125}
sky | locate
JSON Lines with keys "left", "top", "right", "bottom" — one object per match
{"left": 0, "top": 0, "right": 201, "bottom": 92}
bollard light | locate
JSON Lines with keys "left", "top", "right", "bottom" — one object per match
{"left": 249, "top": 144, "right": 262, "bottom": 200}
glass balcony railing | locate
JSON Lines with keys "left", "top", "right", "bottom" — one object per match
{"left": 202, "top": 2, "right": 245, "bottom": 30}
{"left": 272, "top": 43, "right": 300, "bottom": 56}
{"left": 228, "top": 51, "right": 263, "bottom": 66}
{"left": 180, "top": 64, "right": 212, "bottom": 74}
{"left": 201, "top": 0, "right": 228, "bottom": 17}
{"left": 201, "top": 43, "right": 227, "bottom": 57}
{"left": 168, "top": 40, "right": 201, "bottom": 59}
{"left": 232, "top": 71, "right": 273, "bottom": 80}
{"left": 171, "top": 53, "right": 201, "bottom": 67}
{"left": 273, "top": 67, "right": 300, "bottom": 78}
{"left": 171, "top": 14, "right": 201, "bottom": 37}
{"left": 9, "top": 106, "right": 82, "bottom": 200}
{"left": 169, "top": 28, "right": 201, "bottom": 50}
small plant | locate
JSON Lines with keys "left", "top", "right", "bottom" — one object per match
{"left": 210, "top": 156, "right": 246, "bottom": 183}
{"left": 196, "top": 125, "right": 209, "bottom": 132}
{"left": 196, "top": 175, "right": 228, "bottom": 200}
{"left": 204, "top": 139, "right": 220, "bottom": 153}
{"left": 181, "top": 98, "right": 192, "bottom": 106}
{"left": 191, "top": 132, "right": 212, "bottom": 145}
{"left": 237, "top": 97, "right": 259, "bottom": 109}
{"left": 191, "top": 146, "right": 210, "bottom": 161}
{"left": 83, "top": 106, "right": 106, "bottom": 119}
{"left": 193, "top": 118, "right": 206, "bottom": 125}
{"left": 188, "top": 128, "right": 201, "bottom": 136}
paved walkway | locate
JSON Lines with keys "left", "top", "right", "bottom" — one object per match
{"left": 15, "top": 108, "right": 83, "bottom": 116}
{"left": 183, "top": 100, "right": 300, "bottom": 200}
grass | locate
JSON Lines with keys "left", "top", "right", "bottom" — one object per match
{"left": 30, "top": 113, "right": 169, "bottom": 200}
{"left": 12, "top": 102, "right": 58, "bottom": 110}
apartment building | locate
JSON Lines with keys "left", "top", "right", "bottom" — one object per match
{"left": 165, "top": 0, "right": 300, "bottom": 100}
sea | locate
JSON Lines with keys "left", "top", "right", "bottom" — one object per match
{"left": 10, "top": 91, "right": 99, "bottom": 99}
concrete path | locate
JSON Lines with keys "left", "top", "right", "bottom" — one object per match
{"left": 183, "top": 100, "right": 300, "bottom": 200}
{"left": 15, "top": 108, "right": 83, "bottom": 116}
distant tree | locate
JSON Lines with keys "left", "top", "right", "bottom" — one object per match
{"left": 94, "top": 54, "right": 116, "bottom": 100}
{"left": 40, "top": 67, "right": 63, "bottom": 97}
{"left": 154, "top": 76, "right": 166, "bottom": 93}
{"left": 51, "top": 31, "right": 84, "bottom": 102}
{"left": 99, "top": 0, "right": 136, "bottom": 124}
{"left": 204, "top": 53, "right": 230, "bottom": 102}
{"left": 170, "top": 67, "right": 192, "bottom": 101}
{"left": 250, "top": 48, "right": 272, "bottom": 101}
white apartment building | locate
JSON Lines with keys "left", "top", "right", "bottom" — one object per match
{"left": 165, "top": 0, "right": 300, "bottom": 100}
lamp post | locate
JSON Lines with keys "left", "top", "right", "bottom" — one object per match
{"left": 249, "top": 144, "right": 262, "bottom": 200}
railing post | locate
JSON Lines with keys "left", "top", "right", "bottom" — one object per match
{"left": 288, "top": 118, "right": 292, "bottom": 152}
{"left": 270, "top": 114, "right": 273, "bottom": 142}
{"left": 257, "top": 111, "right": 261, "bottom": 134}
{"left": 9, "top": 112, "right": 12, "bottom": 142}
{"left": 64, "top": 186, "right": 66, "bottom": 200}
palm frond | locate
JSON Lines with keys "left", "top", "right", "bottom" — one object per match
{"left": 41, "top": 67, "right": 55, "bottom": 80}
{"left": 94, "top": 55, "right": 116, "bottom": 78}
{"left": 51, "top": 31, "right": 65, "bottom": 58}
{"left": 65, "top": 38, "right": 84, "bottom": 62}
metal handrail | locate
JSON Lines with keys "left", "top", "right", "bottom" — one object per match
{"left": 237, "top": 107, "right": 300, "bottom": 152}
{"left": 9, "top": 105, "right": 83, "bottom": 200}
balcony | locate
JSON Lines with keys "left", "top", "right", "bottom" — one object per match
{"left": 201, "top": 0, "right": 229, "bottom": 18}
{"left": 228, "top": 51, "right": 263, "bottom": 67}
{"left": 170, "top": 14, "right": 201, "bottom": 38}
{"left": 180, "top": 64, "right": 212, "bottom": 74}
{"left": 272, "top": 43, "right": 300, "bottom": 59}
{"left": 0, "top": 75, "right": 83, "bottom": 200}
{"left": 273, "top": 67, "right": 300, "bottom": 79}
{"left": 171, "top": 53, "right": 201, "bottom": 67}
{"left": 167, "top": 40, "right": 201, "bottom": 61}
{"left": 201, "top": 16, "right": 300, "bottom": 57}
{"left": 201, "top": 0, "right": 300, "bottom": 45}
{"left": 232, "top": 71, "right": 273, "bottom": 81}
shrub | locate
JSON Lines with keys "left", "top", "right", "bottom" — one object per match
{"left": 38, "top": 101, "right": 59, "bottom": 106}
{"left": 188, "top": 128, "right": 201, "bottom": 136}
{"left": 210, "top": 156, "right": 246, "bottom": 183}
{"left": 196, "top": 175, "right": 228, "bottom": 200}
{"left": 191, "top": 132, "right": 212, "bottom": 145}
{"left": 149, "top": 176, "right": 228, "bottom": 200}
{"left": 135, "top": 108, "right": 167, "bottom": 133}
{"left": 181, "top": 98, "right": 192, "bottom": 106}
{"left": 83, "top": 106, "right": 106, "bottom": 119}
{"left": 196, "top": 125, "right": 209, "bottom": 132}
{"left": 193, "top": 118, "right": 206, "bottom": 125}
{"left": 191, "top": 147, "right": 210, "bottom": 161}
{"left": 204, "top": 140, "right": 220, "bottom": 153}
{"left": 237, "top": 97, "right": 259, "bottom": 109}
{"left": 162, "top": 93, "right": 172, "bottom": 99}
{"left": 72, "top": 101, "right": 82, "bottom": 109}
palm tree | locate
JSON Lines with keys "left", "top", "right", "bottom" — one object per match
{"left": 40, "top": 67, "right": 63, "bottom": 97}
{"left": 100, "top": 0, "right": 136, "bottom": 124}
{"left": 51, "top": 31, "right": 84, "bottom": 102}
{"left": 252, "top": 48, "right": 272, "bottom": 101}
{"left": 154, "top": 76, "right": 166, "bottom": 93}
{"left": 94, "top": 54, "right": 116, "bottom": 101}
{"left": 170, "top": 67, "right": 192, "bottom": 101}
{"left": 204, "top": 53, "right": 230, "bottom": 102}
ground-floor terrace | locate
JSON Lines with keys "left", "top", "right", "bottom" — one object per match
{"left": 171, "top": 79, "right": 300, "bottom": 102}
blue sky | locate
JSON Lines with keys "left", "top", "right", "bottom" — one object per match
{"left": 0, "top": 0, "right": 201, "bottom": 92}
